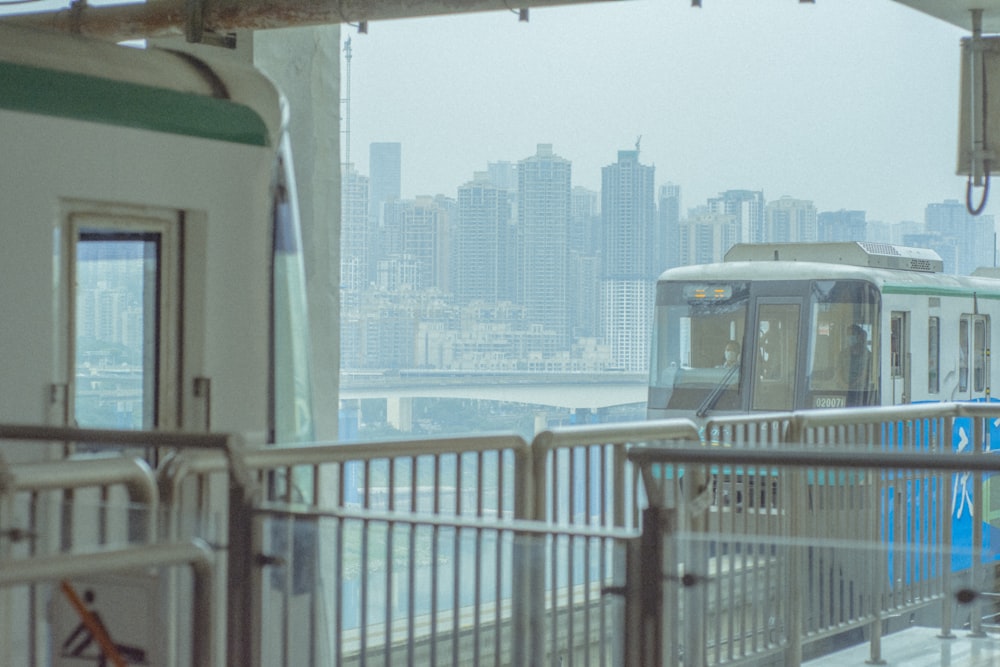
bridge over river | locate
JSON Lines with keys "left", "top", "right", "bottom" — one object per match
{"left": 339, "top": 371, "right": 648, "bottom": 431}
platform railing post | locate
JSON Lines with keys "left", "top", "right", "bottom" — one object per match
{"left": 941, "top": 414, "right": 956, "bottom": 639}
{"left": 622, "top": 505, "right": 668, "bottom": 667}
{"left": 785, "top": 417, "right": 805, "bottom": 666}
{"left": 224, "top": 435, "right": 259, "bottom": 667}
{"left": 683, "top": 466, "right": 708, "bottom": 667}
{"left": 970, "top": 414, "right": 986, "bottom": 637}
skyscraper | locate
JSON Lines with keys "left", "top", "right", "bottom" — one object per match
{"left": 486, "top": 161, "right": 518, "bottom": 192}
{"left": 454, "top": 172, "right": 515, "bottom": 304}
{"left": 518, "top": 144, "right": 572, "bottom": 345}
{"left": 678, "top": 208, "right": 739, "bottom": 265}
{"left": 708, "top": 190, "right": 765, "bottom": 245}
{"left": 602, "top": 150, "right": 656, "bottom": 279}
{"left": 369, "top": 142, "right": 401, "bottom": 226}
{"left": 924, "top": 199, "right": 995, "bottom": 274}
{"left": 380, "top": 196, "right": 451, "bottom": 291}
{"left": 818, "top": 209, "right": 867, "bottom": 243}
{"left": 658, "top": 183, "right": 681, "bottom": 270}
{"left": 764, "top": 196, "right": 817, "bottom": 244}
{"left": 601, "top": 149, "right": 656, "bottom": 372}
{"left": 340, "top": 165, "right": 370, "bottom": 292}
{"left": 569, "top": 187, "right": 601, "bottom": 338}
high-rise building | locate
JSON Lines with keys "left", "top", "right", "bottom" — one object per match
{"left": 454, "top": 173, "right": 515, "bottom": 303}
{"left": 708, "top": 190, "right": 765, "bottom": 244}
{"left": 381, "top": 196, "right": 451, "bottom": 291}
{"left": 818, "top": 209, "right": 867, "bottom": 242}
{"left": 518, "top": 144, "right": 572, "bottom": 345}
{"left": 925, "top": 199, "right": 995, "bottom": 274}
{"left": 600, "top": 149, "right": 656, "bottom": 371}
{"left": 865, "top": 220, "right": 893, "bottom": 245}
{"left": 892, "top": 220, "right": 924, "bottom": 246}
{"left": 678, "top": 208, "right": 739, "bottom": 265}
{"left": 570, "top": 186, "right": 600, "bottom": 257}
{"left": 487, "top": 161, "right": 518, "bottom": 192}
{"left": 658, "top": 183, "right": 681, "bottom": 270}
{"left": 602, "top": 150, "right": 656, "bottom": 279}
{"left": 340, "top": 165, "right": 370, "bottom": 291}
{"left": 569, "top": 186, "right": 601, "bottom": 339}
{"left": 369, "top": 142, "right": 401, "bottom": 226}
{"left": 764, "top": 196, "right": 817, "bottom": 244}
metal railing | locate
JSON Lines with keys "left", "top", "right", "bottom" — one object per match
{"left": 629, "top": 402, "right": 1000, "bottom": 666}
{"left": 3, "top": 402, "right": 1000, "bottom": 666}
{"left": 255, "top": 502, "right": 635, "bottom": 666}
{"left": 157, "top": 433, "right": 531, "bottom": 666}
{"left": 0, "top": 424, "right": 235, "bottom": 667}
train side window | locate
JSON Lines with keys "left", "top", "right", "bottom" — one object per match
{"left": 959, "top": 317, "right": 969, "bottom": 393}
{"left": 974, "top": 316, "right": 988, "bottom": 393}
{"left": 68, "top": 210, "right": 179, "bottom": 431}
{"left": 928, "top": 316, "right": 939, "bottom": 394}
{"left": 889, "top": 312, "right": 911, "bottom": 404}
{"left": 890, "top": 316, "right": 902, "bottom": 377}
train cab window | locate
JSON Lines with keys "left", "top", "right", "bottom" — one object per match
{"left": 805, "top": 281, "right": 878, "bottom": 407}
{"left": 928, "top": 316, "right": 940, "bottom": 394}
{"left": 752, "top": 302, "right": 799, "bottom": 411}
{"left": 648, "top": 281, "right": 749, "bottom": 413}
{"left": 69, "top": 211, "right": 179, "bottom": 431}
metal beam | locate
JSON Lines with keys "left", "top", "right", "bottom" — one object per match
{"left": 3, "top": 0, "right": 625, "bottom": 42}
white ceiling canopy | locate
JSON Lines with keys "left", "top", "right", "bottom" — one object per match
{"left": 3, "top": 1, "right": 1000, "bottom": 43}
{"left": 892, "top": 0, "right": 1000, "bottom": 33}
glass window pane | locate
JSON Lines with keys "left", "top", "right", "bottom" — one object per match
{"left": 928, "top": 317, "right": 939, "bottom": 394}
{"left": 959, "top": 317, "right": 969, "bottom": 393}
{"left": 806, "top": 280, "right": 879, "bottom": 408}
{"left": 74, "top": 235, "right": 158, "bottom": 429}
{"left": 752, "top": 303, "right": 799, "bottom": 411}
{"left": 648, "top": 281, "right": 748, "bottom": 414}
{"left": 975, "top": 317, "right": 987, "bottom": 392}
{"left": 890, "top": 316, "right": 903, "bottom": 378}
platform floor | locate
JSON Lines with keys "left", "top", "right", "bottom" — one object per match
{"left": 812, "top": 626, "right": 1000, "bottom": 666}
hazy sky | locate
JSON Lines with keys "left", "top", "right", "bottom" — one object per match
{"left": 343, "top": 0, "right": 973, "bottom": 224}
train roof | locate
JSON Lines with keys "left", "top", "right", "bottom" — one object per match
{"left": 725, "top": 242, "right": 944, "bottom": 273}
{"left": 0, "top": 24, "right": 282, "bottom": 147}
{"left": 658, "top": 242, "right": 1000, "bottom": 297}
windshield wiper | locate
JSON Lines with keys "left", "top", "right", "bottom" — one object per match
{"left": 695, "top": 364, "right": 740, "bottom": 418}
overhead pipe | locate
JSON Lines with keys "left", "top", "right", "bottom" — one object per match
{"left": 2, "top": 0, "right": 622, "bottom": 42}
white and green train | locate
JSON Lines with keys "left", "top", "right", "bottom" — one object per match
{"left": 648, "top": 241, "right": 999, "bottom": 420}
{"left": 0, "top": 24, "right": 313, "bottom": 449}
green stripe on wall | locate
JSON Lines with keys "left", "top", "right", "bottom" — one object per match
{"left": 0, "top": 60, "right": 270, "bottom": 146}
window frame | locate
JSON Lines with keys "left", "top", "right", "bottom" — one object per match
{"left": 65, "top": 207, "right": 181, "bottom": 431}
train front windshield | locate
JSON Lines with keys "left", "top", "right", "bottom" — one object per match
{"left": 648, "top": 279, "right": 880, "bottom": 418}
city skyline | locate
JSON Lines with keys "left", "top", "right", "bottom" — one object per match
{"left": 346, "top": 138, "right": 996, "bottom": 237}
{"left": 341, "top": 137, "right": 996, "bottom": 373}
{"left": 342, "top": 0, "right": 974, "bottom": 225}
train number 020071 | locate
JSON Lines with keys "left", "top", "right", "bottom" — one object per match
{"left": 814, "top": 396, "right": 846, "bottom": 408}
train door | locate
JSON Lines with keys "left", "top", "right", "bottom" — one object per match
{"left": 65, "top": 206, "right": 181, "bottom": 433}
{"left": 890, "top": 311, "right": 911, "bottom": 404}
{"left": 751, "top": 299, "right": 801, "bottom": 411}
{"left": 957, "top": 314, "right": 990, "bottom": 401}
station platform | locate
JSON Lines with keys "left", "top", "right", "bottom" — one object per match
{"left": 814, "top": 626, "right": 1000, "bottom": 666}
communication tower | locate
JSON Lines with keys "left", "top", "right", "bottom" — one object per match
{"left": 342, "top": 37, "right": 352, "bottom": 169}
